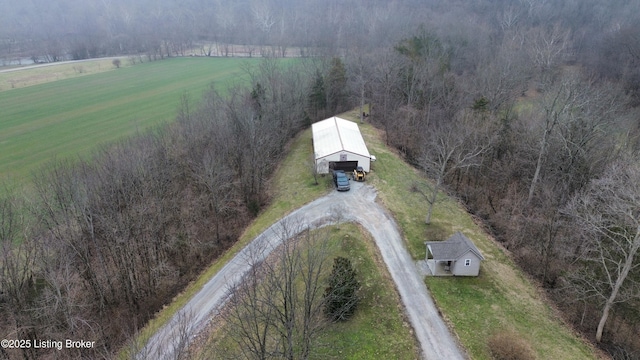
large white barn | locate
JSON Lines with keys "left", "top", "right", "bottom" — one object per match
{"left": 312, "top": 117, "right": 372, "bottom": 174}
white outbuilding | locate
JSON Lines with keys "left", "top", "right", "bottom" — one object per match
{"left": 425, "top": 232, "right": 485, "bottom": 276}
{"left": 312, "top": 116, "right": 372, "bottom": 174}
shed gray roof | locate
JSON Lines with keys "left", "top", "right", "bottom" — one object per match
{"left": 425, "top": 232, "right": 485, "bottom": 261}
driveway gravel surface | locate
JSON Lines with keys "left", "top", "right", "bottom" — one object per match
{"left": 139, "top": 182, "right": 466, "bottom": 359}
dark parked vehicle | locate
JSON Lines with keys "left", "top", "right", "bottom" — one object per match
{"left": 332, "top": 170, "right": 351, "bottom": 191}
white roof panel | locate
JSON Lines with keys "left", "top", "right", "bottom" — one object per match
{"left": 312, "top": 117, "right": 370, "bottom": 159}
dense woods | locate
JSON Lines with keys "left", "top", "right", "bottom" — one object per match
{"left": 353, "top": 2, "right": 640, "bottom": 358}
{"left": 2, "top": 0, "right": 640, "bottom": 358}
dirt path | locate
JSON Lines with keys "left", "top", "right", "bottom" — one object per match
{"left": 138, "top": 182, "right": 467, "bottom": 359}
{"left": 0, "top": 57, "right": 124, "bottom": 73}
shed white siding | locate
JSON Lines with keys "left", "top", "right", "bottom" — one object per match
{"left": 450, "top": 250, "right": 482, "bottom": 276}
{"left": 312, "top": 117, "right": 371, "bottom": 174}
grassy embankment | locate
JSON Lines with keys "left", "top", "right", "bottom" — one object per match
{"left": 0, "top": 57, "right": 257, "bottom": 187}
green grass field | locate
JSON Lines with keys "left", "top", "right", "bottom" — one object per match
{"left": 0, "top": 57, "right": 259, "bottom": 185}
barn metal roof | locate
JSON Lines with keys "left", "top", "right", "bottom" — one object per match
{"left": 311, "top": 117, "right": 371, "bottom": 159}
{"left": 425, "top": 232, "right": 485, "bottom": 261}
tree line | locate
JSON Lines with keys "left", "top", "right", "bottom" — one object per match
{"left": 0, "top": 0, "right": 425, "bottom": 63}
{"left": 3, "top": 0, "right": 637, "bottom": 68}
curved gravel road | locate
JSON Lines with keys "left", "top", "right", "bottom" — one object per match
{"left": 139, "top": 182, "right": 466, "bottom": 359}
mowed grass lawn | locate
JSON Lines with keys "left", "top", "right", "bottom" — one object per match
{"left": 0, "top": 57, "right": 260, "bottom": 184}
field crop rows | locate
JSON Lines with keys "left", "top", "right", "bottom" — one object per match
{"left": 0, "top": 57, "right": 259, "bottom": 185}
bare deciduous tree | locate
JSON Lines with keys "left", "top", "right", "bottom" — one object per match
{"left": 309, "top": 152, "right": 319, "bottom": 186}
{"left": 565, "top": 154, "right": 640, "bottom": 342}
{"left": 496, "top": 6, "right": 523, "bottom": 32}
{"left": 527, "top": 23, "right": 571, "bottom": 85}
{"left": 191, "top": 148, "right": 235, "bottom": 243}
{"left": 525, "top": 72, "right": 581, "bottom": 204}
{"left": 347, "top": 52, "right": 373, "bottom": 123}
{"left": 0, "top": 192, "right": 40, "bottom": 359}
{"left": 420, "top": 110, "right": 492, "bottom": 224}
{"left": 169, "top": 310, "right": 197, "bottom": 360}
{"left": 527, "top": 73, "right": 623, "bottom": 205}
{"left": 221, "top": 219, "right": 331, "bottom": 359}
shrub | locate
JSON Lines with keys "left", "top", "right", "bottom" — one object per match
{"left": 324, "top": 256, "right": 359, "bottom": 321}
{"left": 488, "top": 331, "right": 536, "bottom": 360}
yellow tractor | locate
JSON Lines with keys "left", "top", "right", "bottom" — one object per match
{"left": 352, "top": 166, "right": 366, "bottom": 182}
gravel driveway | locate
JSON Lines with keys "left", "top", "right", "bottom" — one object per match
{"left": 139, "top": 182, "right": 466, "bottom": 359}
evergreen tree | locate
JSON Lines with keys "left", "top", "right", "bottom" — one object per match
{"left": 250, "top": 82, "right": 266, "bottom": 119}
{"left": 308, "top": 70, "right": 326, "bottom": 120}
{"left": 324, "top": 257, "right": 359, "bottom": 322}
{"left": 326, "top": 57, "right": 347, "bottom": 113}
